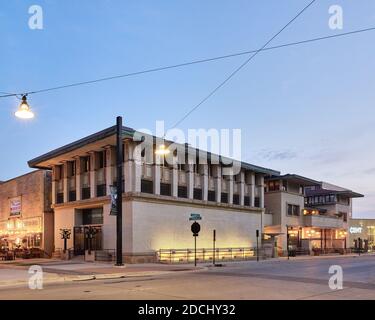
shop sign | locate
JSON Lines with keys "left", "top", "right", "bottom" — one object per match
{"left": 9, "top": 197, "right": 22, "bottom": 217}
{"left": 349, "top": 227, "right": 363, "bottom": 234}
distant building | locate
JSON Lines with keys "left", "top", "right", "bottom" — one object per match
{"left": 264, "top": 176, "right": 363, "bottom": 255}
{"left": 0, "top": 170, "right": 54, "bottom": 255}
{"left": 348, "top": 218, "right": 375, "bottom": 252}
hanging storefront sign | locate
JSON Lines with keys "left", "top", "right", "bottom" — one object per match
{"left": 110, "top": 185, "right": 117, "bottom": 215}
{"left": 9, "top": 197, "right": 22, "bottom": 217}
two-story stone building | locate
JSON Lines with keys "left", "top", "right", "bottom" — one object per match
{"left": 0, "top": 170, "right": 54, "bottom": 255}
{"left": 28, "top": 125, "right": 279, "bottom": 263}
{"left": 264, "top": 175, "right": 363, "bottom": 255}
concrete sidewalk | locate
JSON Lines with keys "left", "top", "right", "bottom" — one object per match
{"left": 0, "top": 259, "right": 205, "bottom": 287}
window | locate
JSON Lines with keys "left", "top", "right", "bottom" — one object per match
{"left": 69, "top": 190, "right": 76, "bottom": 202}
{"left": 244, "top": 196, "right": 250, "bottom": 206}
{"left": 141, "top": 180, "right": 153, "bottom": 194}
{"left": 208, "top": 190, "right": 216, "bottom": 202}
{"left": 98, "top": 151, "right": 106, "bottom": 169}
{"left": 82, "top": 157, "right": 90, "bottom": 173}
{"left": 82, "top": 187, "right": 91, "bottom": 200}
{"left": 194, "top": 188, "right": 202, "bottom": 200}
{"left": 178, "top": 186, "right": 188, "bottom": 198}
{"left": 97, "top": 184, "right": 106, "bottom": 197}
{"left": 221, "top": 193, "right": 228, "bottom": 204}
{"left": 68, "top": 161, "right": 76, "bottom": 177}
{"left": 160, "top": 183, "right": 171, "bottom": 196}
{"left": 287, "top": 204, "right": 300, "bottom": 216}
{"left": 268, "top": 180, "right": 280, "bottom": 192}
{"left": 82, "top": 208, "right": 103, "bottom": 225}
{"left": 254, "top": 197, "right": 260, "bottom": 208}
{"left": 56, "top": 193, "right": 64, "bottom": 204}
{"left": 233, "top": 194, "right": 240, "bottom": 205}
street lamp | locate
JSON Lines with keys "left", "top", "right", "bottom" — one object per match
{"left": 15, "top": 95, "right": 34, "bottom": 119}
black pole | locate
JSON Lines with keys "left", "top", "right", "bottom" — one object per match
{"left": 194, "top": 235, "right": 197, "bottom": 267}
{"left": 213, "top": 229, "right": 216, "bottom": 266}
{"left": 286, "top": 226, "right": 290, "bottom": 260}
{"left": 63, "top": 238, "right": 67, "bottom": 253}
{"left": 256, "top": 229, "right": 259, "bottom": 262}
{"left": 116, "top": 116, "right": 124, "bottom": 266}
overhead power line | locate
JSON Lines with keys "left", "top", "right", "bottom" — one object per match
{"left": 1, "top": 25, "right": 375, "bottom": 99}
{"left": 168, "top": 0, "right": 317, "bottom": 130}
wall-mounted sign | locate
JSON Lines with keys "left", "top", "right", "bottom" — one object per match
{"left": 9, "top": 197, "right": 22, "bottom": 217}
{"left": 189, "top": 213, "right": 202, "bottom": 221}
{"left": 349, "top": 227, "right": 363, "bottom": 234}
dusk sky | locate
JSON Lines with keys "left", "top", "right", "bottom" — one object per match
{"left": 1, "top": 0, "right": 375, "bottom": 217}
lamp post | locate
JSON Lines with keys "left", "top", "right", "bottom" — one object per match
{"left": 115, "top": 116, "right": 124, "bottom": 266}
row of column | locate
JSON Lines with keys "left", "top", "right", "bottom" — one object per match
{"left": 52, "top": 142, "right": 264, "bottom": 208}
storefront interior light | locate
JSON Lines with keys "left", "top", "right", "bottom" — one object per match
{"left": 15, "top": 95, "right": 35, "bottom": 119}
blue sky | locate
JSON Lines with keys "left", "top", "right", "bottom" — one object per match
{"left": 1, "top": 0, "right": 375, "bottom": 217}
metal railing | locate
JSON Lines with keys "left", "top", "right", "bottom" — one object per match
{"left": 158, "top": 247, "right": 260, "bottom": 264}
{"left": 95, "top": 249, "right": 116, "bottom": 262}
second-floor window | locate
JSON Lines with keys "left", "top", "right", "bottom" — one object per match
{"left": 287, "top": 204, "right": 300, "bottom": 216}
{"left": 98, "top": 151, "right": 106, "bottom": 169}
{"left": 82, "top": 157, "right": 90, "bottom": 173}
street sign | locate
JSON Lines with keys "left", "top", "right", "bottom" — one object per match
{"left": 189, "top": 213, "right": 202, "bottom": 221}
{"left": 191, "top": 222, "right": 201, "bottom": 236}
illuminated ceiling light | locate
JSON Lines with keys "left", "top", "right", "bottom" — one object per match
{"left": 155, "top": 144, "right": 170, "bottom": 156}
{"left": 15, "top": 95, "right": 35, "bottom": 119}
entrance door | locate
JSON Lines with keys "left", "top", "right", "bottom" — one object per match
{"left": 74, "top": 226, "right": 102, "bottom": 255}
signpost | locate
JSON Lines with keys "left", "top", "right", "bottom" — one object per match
{"left": 191, "top": 222, "right": 201, "bottom": 267}
{"left": 256, "top": 229, "right": 260, "bottom": 262}
{"left": 213, "top": 229, "right": 216, "bottom": 266}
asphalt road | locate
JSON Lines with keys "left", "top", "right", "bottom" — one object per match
{"left": 1, "top": 255, "right": 375, "bottom": 300}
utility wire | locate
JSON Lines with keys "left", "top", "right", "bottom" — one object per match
{"left": 1, "top": 25, "right": 375, "bottom": 100}
{"left": 168, "top": 0, "right": 317, "bottom": 131}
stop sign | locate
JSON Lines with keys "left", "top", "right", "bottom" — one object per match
{"left": 191, "top": 222, "right": 201, "bottom": 236}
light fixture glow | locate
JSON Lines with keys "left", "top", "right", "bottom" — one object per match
{"left": 155, "top": 144, "right": 170, "bottom": 156}
{"left": 15, "top": 95, "right": 34, "bottom": 119}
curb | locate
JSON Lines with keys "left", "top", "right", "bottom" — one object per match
{"left": 0, "top": 266, "right": 206, "bottom": 288}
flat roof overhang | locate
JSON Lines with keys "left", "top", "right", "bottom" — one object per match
{"left": 266, "top": 174, "right": 321, "bottom": 187}
{"left": 28, "top": 125, "right": 280, "bottom": 176}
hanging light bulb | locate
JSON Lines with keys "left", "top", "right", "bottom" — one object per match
{"left": 15, "top": 95, "right": 35, "bottom": 119}
{"left": 155, "top": 144, "right": 170, "bottom": 155}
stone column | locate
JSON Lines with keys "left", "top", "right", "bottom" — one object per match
{"left": 133, "top": 144, "right": 142, "bottom": 192}
{"left": 201, "top": 164, "right": 208, "bottom": 201}
{"left": 51, "top": 166, "right": 57, "bottom": 205}
{"left": 214, "top": 165, "right": 222, "bottom": 203}
{"left": 124, "top": 142, "right": 134, "bottom": 193}
{"left": 105, "top": 146, "right": 114, "bottom": 195}
{"left": 248, "top": 172, "right": 255, "bottom": 207}
{"left": 62, "top": 162, "right": 69, "bottom": 203}
{"left": 228, "top": 174, "right": 234, "bottom": 205}
{"left": 153, "top": 154, "right": 161, "bottom": 195}
{"left": 171, "top": 156, "right": 178, "bottom": 197}
{"left": 75, "top": 157, "right": 82, "bottom": 201}
{"left": 89, "top": 152, "right": 97, "bottom": 198}
{"left": 239, "top": 171, "right": 245, "bottom": 206}
{"left": 187, "top": 164, "right": 194, "bottom": 199}
{"left": 258, "top": 175, "right": 265, "bottom": 208}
